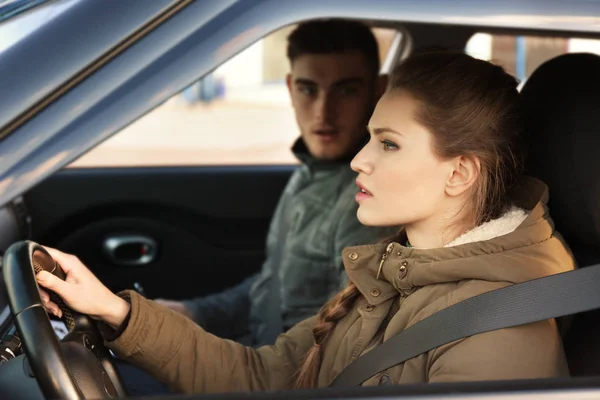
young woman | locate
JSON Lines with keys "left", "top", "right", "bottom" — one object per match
{"left": 37, "top": 52, "right": 575, "bottom": 393}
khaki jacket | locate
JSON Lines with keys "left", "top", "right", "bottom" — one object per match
{"left": 107, "top": 177, "right": 575, "bottom": 393}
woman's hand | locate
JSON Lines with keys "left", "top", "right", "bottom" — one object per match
{"left": 36, "top": 247, "right": 130, "bottom": 329}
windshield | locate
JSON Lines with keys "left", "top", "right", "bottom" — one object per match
{"left": 0, "top": 0, "right": 79, "bottom": 55}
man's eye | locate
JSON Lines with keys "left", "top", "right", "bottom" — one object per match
{"left": 298, "top": 86, "right": 317, "bottom": 96}
{"left": 380, "top": 140, "right": 398, "bottom": 151}
{"left": 339, "top": 86, "right": 359, "bottom": 96}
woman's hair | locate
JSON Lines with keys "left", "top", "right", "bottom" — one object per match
{"left": 391, "top": 51, "right": 524, "bottom": 226}
{"left": 294, "top": 51, "right": 524, "bottom": 389}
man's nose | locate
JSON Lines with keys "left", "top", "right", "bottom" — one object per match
{"left": 315, "top": 92, "right": 336, "bottom": 122}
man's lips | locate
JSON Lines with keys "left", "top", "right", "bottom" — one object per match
{"left": 314, "top": 129, "right": 338, "bottom": 135}
{"left": 313, "top": 129, "right": 339, "bottom": 143}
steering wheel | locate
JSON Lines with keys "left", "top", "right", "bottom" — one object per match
{"left": 2, "top": 241, "right": 127, "bottom": 399}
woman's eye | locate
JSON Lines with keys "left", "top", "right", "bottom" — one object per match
{"left": 380, "top": 140, "right": 398, "bottom": 151}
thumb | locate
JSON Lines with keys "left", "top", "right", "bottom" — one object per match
{"left": 36, "top": 271, "right": 69, "bottom": 296}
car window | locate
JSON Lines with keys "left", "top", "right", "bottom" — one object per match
{"left": 68, "top": 26, "right": 399, "bottom": 168}
{"left": 465, "top": 32, "right": 600, "bottom": 89}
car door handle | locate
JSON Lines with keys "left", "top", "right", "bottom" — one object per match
{"left": 102, "top": 235, "right": 157, "bottom": 266}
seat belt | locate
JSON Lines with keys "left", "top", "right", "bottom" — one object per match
{"left": 331, "top": 263, "right": 600, "bottom": 387}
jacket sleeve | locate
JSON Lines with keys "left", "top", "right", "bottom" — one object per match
{"left": 428, "top": 319, "right": 569, "bottom": 382}
{"left": 332, "top": 182, "right": 399, "bottom": 288}
{"left": 107, "top": 291, "right": 317, "bottom": 394}
{"left": 182, "top": 273, "right": 259, "bottom": 338}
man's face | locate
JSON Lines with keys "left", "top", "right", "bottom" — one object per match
{"left": 286, "top": 51, "right": 381, "bottom": 161}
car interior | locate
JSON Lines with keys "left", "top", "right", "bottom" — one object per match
{"left": 520, "top": 52, "right": 600, "bottom": 377}
{"left": 1, "top": 1, "right": 600, "bottom": 399}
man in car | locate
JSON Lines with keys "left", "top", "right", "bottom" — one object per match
{"left": 155, "top": 19, "right": 397, "bottom": 347}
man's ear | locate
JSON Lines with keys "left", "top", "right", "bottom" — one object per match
{"left": 286, "top": 73, "right": 296, "bottom": 106}
{"left": 286, "top": 73, "right": 293, "bottom": 95}
{"left": 375, "top": 74, "right": 389, "bottom": 99}
{"left": 286, "top": 73, "right": 297, "bottom": 107}
{"left": 445, "top": 155, "right": 480, "bottom": 197}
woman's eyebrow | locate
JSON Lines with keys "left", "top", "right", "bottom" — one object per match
{"left": 368, "top": 126, "right": 404, "bottom": 137}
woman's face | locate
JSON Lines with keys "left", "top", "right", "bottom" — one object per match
{"left": 351, "top": 90, "right": 461, "bottom": 231}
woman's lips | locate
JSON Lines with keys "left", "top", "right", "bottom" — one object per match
{"left": 355, "top": 180, "right": 373, "bottom": 202}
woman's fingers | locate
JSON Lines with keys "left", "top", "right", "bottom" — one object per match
{"left": 53, "top": 305, "right": 63, "bottom": 318}
{"left": 39, "top": 288, "right": 63, "bottom": 318}
{"left": 39, "top": 288, "right": 49, "bottom": 303}
{"left": 36, "top": 271, "right": 69, "bottom": 298}
{"left": 43, "top": 246, "right": 79, "bottom": 275}
{"left": 40, "top": 297, "right": 62, "bottom": 318}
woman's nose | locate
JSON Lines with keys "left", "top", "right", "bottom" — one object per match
{"left": 351, "top": 143, "right": 373, "bottom": 174}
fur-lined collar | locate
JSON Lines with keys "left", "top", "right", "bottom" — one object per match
{"left": 445, "top": 206, "right": 530, "bottom": 247}
{"left": 343, "top": 177, "right": 574, "bottom": 301}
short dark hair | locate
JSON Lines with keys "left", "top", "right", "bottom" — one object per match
{"left": 286, "top": 19, "right": 380, "bottom": 76}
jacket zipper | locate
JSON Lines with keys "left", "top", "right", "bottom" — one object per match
{"left": 376, "top": 243, "right": 394, "bottom": 280}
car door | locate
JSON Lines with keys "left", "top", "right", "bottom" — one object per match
{"left": 23, "top": 166, "right": 292, "bottom": 299}
{"left": 21, "top": 25, "right": 304, "bottom": 299}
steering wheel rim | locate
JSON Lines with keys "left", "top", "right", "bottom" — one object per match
{"left": 2, "top": 240, "right": 126, "bottom": 400}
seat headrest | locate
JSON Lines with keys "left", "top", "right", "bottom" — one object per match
{"left": 521, "top": 53, "right": 600, "bottom": 264}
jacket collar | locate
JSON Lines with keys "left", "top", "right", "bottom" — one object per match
{"left": 342, "top": 177, "right": 568, "bottom": 305}
{"left": 292, "top": 136, "right": 367, "bottom": 170}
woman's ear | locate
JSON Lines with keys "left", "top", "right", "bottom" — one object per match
{"left": 445, "top": 155, "right": 480, "bottom": 197}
